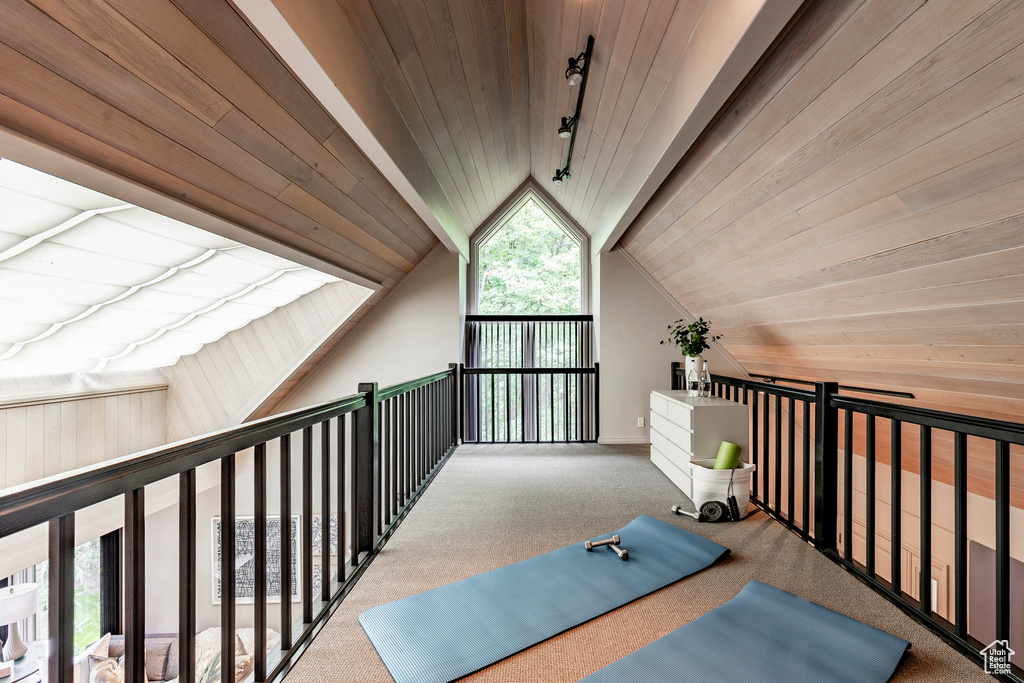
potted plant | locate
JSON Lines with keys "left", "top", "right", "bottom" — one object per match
{"left": 661, "top": 317, "right": 722, "bottom": 395}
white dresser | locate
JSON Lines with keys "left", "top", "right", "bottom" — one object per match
{"left": 649, "top": 390, "right": 750, "bottom": 499}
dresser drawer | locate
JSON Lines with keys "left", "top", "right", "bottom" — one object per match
{"left": 651, "top": 445, "right": 692, "bottom": 498}
{"left": 650, "top": 412, "right": 692, "bottom": 453}
{"left": 651, "top": 426, "right": 691, "bottom": 468}
{"left": 666, "top": 401, "right": 692, "bottom": 430}
{"left": 650, "top": 392, "right": 669, "bottom": 418}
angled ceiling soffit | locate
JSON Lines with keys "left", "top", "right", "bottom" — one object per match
{"left": 234, "top": 0, "right": 470, "bottom": 258}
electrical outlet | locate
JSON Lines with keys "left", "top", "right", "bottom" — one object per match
{"left": 637, "top": 416, "right": 645, "bottom": 428}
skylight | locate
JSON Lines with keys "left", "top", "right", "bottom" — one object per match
{"left": 0, "top": 159, "right": 340, "bottom": 379}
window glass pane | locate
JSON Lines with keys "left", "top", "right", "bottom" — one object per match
{"left": 32, "top": 537, "right": 102, "bottom": 654}
{"left": 478, "top": 199, "right": 581, "bottom": 314}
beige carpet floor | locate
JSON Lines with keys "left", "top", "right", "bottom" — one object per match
{"left": 284, "top": 443, "right": 987, "bottom": 682}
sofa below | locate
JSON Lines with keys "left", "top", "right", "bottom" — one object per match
{"left": 98, "top": 628, "right": 280, "bottom": 683}
{"left": 107, "top": 634, "right": 177, "bottom": 682}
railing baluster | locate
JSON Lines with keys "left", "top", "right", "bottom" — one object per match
{"left": 919, "top": 425, "right": 932, "bottom": 617}
{"left": 866, "top": 414, "right": 876, "bottom": 577}
{"left": 180, "top": 470, "right": 197, "bottom": 683}
{"left": 954, "top": 432, "right": 967, "bottom": 639}
{"left": 355, "top": 383, "right": 379, "bottom": 557}
{"left": 125, "top": 487, "right": 146, "bottom": 683}
{"left": 844, "top": 409, "right": 853, "bottom": 561}
{"left": 812, "top": 382, "right": 838, "bottom": 550}
{"left": 321, "top": 422, "right": 331, "bottom": 603}
{"left": 280, "top": 433, "right": 292, "bottom": 649}
{"left": 890, "top": 419, "right": 902, "bottom": 597}
{"left": 995, "top": 439, "right": 1010, "bottom": 642}
{"left": 751, "top": 391, "right": 759, "bottom": 499}
{"left": 99, "top": 530, "right": 121, "bottom": 636}
{"left": 381, "top": 399, "right": 390, "bottom": 529}
{"left": 336, "top": 417, "right": 347, "bottom": 578}
{"left": 302, "top": 426, "right": 313, "bottom": 624}
{"left": 888, "top": 419, "right": 905, "bottom": 593}
{"left": 550, "top": 374, "right": 555, "bottom": 442}
{"left": 775, "top": 396, "right": 783, "bottom": 519}
{"left": 802, "top": 400, "right": 811, "bottom": 540}
{"left": 221, "top": 454, "right": 236, "bottom": 682}
{"left": 787, "top": 397, "right": 795, "bottom": 528}
{"left": 49, "top": 514, "right": 74, "bottom": 683}
{"left": 254, "top": 445, "right": 267, "bottom": 682}
{"left": 403, "top": 392, "right": 410, "bottom": 501}
{"left": 419, "top": 387, "right": 426, "bottom": 481}
{"left": 762, "top": 393, "right": 770, "bottom": 508}
{"left": 389, "top": 400, "right": 398, "bottom": 522}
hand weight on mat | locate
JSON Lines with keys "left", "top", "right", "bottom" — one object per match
{"left": 584, "top": 534, "right": 621, "bottom": 551}
{"left": 607, "top": 543, "right": 629, "bottom": 560}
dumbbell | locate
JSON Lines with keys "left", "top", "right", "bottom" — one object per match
{"left": 671, "top": 504, "right": 702, "bottom": 521}
{"left": 607, "top": 543, "right": 629, "bottom": 560}
{"left": 584, "top": 534, "right": 621, "bottom": 551}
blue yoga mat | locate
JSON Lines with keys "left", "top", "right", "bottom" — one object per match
{"left": 360, "top": 515, "right": 729, "bottom": 683}
{"left": 581, "top": 580, "right": 911, "bottom": 683}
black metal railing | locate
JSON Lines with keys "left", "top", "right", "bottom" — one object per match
{"left": 464, "top": 315, "right": 597, "bottom": 443}
{"left": 465, "top": 314, "right": 593, "bottom": 370}
{"left": 672, "top": 364, "right": 1023, "bottom": 682}
{"left": 461, "top": 366, "right": 599, "bottom": 443}
{"left": 676, "top": 368, "right": 818, "bottom": 541}
{"left": 0, "top": 366, "right": 459, "bottom": 683}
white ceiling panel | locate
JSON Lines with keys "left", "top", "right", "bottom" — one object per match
{"left": 0, "top": 159, "right": 342, "bottom": 378}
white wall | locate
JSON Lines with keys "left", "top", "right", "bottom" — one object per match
{"left": 596, "top": 249, "right": 738, "bottom": 443}
{"left": 278, "top": 246, "right": 465, "bottom": 410}
{"left": 142, "top": 246, "right": 465, "bottom": 632}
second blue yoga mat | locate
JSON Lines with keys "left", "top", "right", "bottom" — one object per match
{"left": 359, "top": 515, "right": 729, "bottom": 683}
{"left": 581, "top": 580, "right": 911, "bottom": 683}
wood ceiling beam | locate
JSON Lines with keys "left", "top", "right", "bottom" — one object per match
{"left": 236, "top": 0, "right": 471, "bottom": 258}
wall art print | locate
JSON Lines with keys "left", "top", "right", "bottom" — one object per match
{"left": 212, "top": 516, "right": 300, "bottom": 604}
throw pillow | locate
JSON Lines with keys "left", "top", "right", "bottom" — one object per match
{"left": 88, "top": 656, "right": 122, "bottom": 683}
{"left": 116, "top": 655, "right": 148, "bottom": 683}
{"left": 74, "top": 633, "right": 111, "bottom": 683}
{"left": 233, "top": 654, "right": 254, "bottom": 683}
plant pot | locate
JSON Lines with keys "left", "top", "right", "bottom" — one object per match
{"left": 685, "top": 354, "right": 703, "bottom": 396}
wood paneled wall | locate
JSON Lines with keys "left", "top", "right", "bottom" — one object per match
{"left": 0, "top": 372, "right": 166, "bottom": 490}
{"left": 621, "top": 0, "right": 1024, "bottom": 503}
{"left": 163, "top": 280, "right": 369, "bottom": 441}
{"left": 0, "top": 0, "right": 438, "bottom": 289}
{"left": 622, "top": 0, "right": 1024, "bottom": 423}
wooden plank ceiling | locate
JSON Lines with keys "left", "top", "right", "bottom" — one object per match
{"left": 335, "top": 0, "right": 709, "bottom": 235}
{"left": 0, "top": 0, "right": 443, "bottom": 407}
{"left": 0, "top": 0, "right": 439, "bottom": 289}
{"left": 618, "top": 0, "right": 1024, "bottom": 496}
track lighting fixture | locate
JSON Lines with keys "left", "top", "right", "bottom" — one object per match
{"left": 558, "top": 116, "right": 575, "bottom": 139}
{"left": 552, "top": 35, "right": 594, "bottom": 186}
{"left": 565, "top": 57, "right": 584, "bottom": 87}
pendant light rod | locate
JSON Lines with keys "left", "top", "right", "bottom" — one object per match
{"left": 553, "top": 35, "right": 594, "bottom": 184}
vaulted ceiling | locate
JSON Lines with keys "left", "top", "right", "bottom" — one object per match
{"left": 1, "top": 0, "right": 1022, "bottom": 433}
{"left": 248, "top": 0, "right": 802, "bottom": 253}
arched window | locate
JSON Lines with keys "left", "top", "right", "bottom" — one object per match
{"left": 470, "top": 183, "right": 589, "bottom": 314}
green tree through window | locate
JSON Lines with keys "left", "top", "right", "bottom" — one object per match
{"left": 478, "top": 199, "right": 581, "bottom": 314}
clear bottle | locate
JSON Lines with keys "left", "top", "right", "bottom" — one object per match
{"left": 698, "top": 360, "right": 710, "bottom": 397}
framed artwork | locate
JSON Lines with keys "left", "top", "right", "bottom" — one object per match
{"left": 311, "top": 513, "right": 339, "bottom": 557}
{"left": 310, "top": 560, "right": 340, "bottom": 598}
{"left": 212, "top": 516, "right": 300, "bottom": 604}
